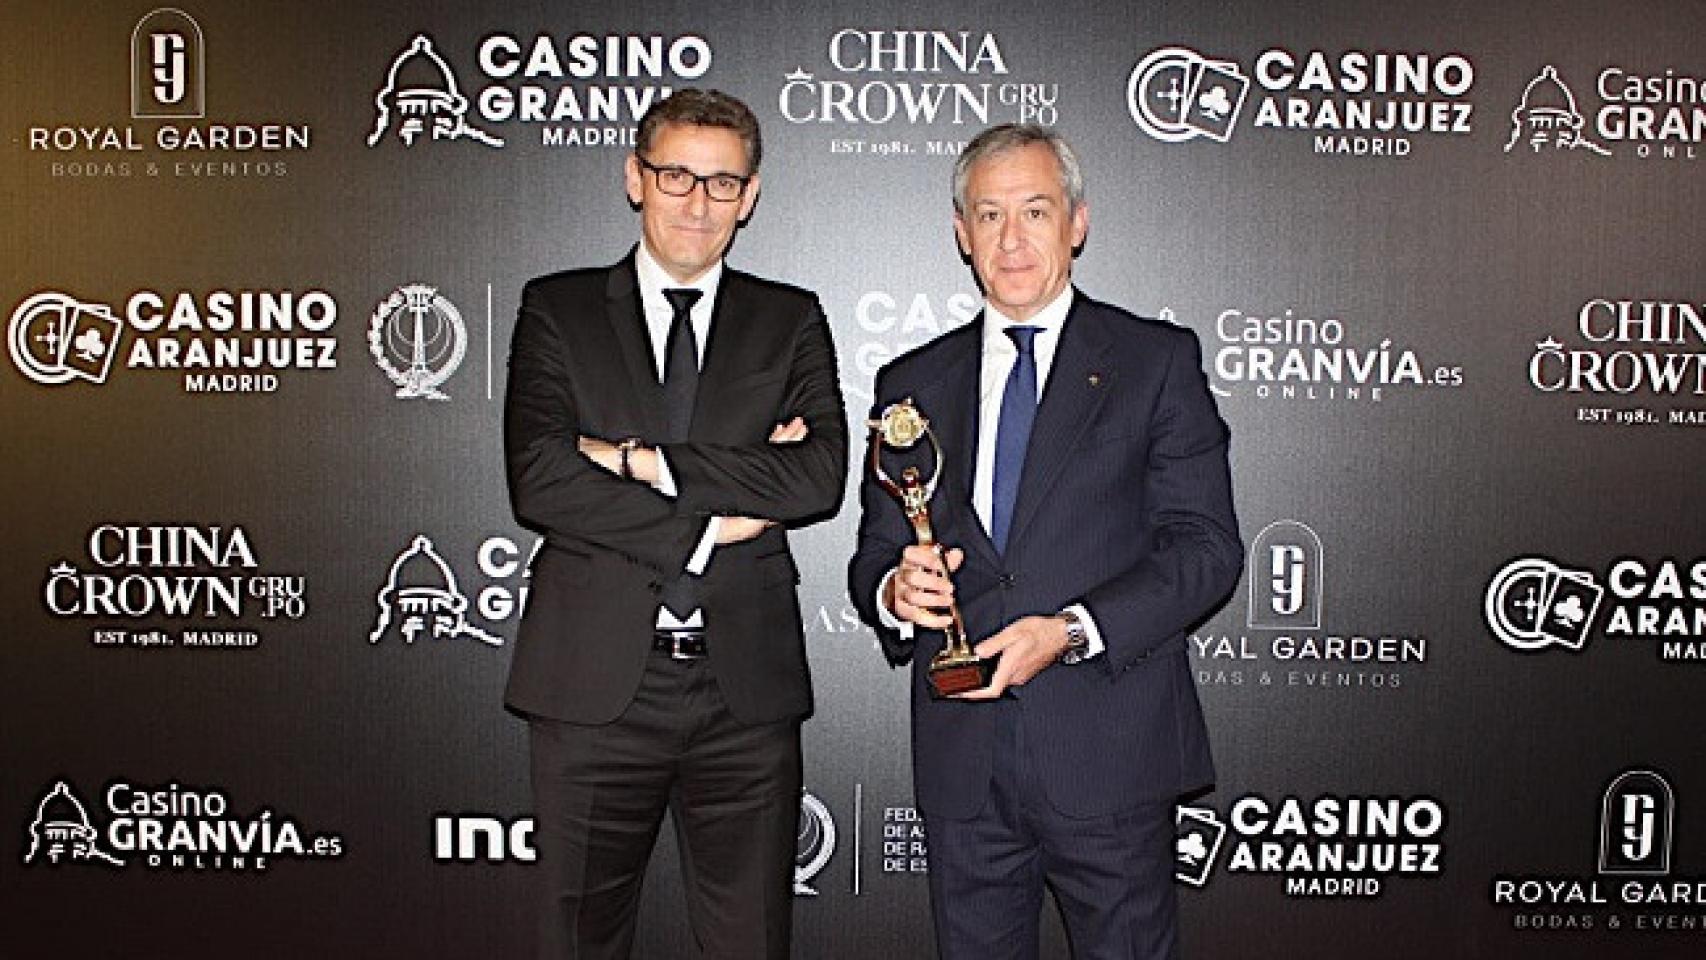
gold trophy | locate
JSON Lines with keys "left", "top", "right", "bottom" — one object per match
{"left": 869, "top": 398, "right": 998, "bottom": 697}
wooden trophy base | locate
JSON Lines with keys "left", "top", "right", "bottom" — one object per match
{"left": 927, "top": 653, "right": 1000, "bottom": 698}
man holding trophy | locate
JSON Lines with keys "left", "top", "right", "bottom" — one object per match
{"left": 850, "top": 124, "right": 1242, "bottom": 959}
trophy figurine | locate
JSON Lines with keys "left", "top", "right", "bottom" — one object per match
{"left": 869, "top": 398, "right": 998, "bottom": 697}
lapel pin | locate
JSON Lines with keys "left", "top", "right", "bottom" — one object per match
{"left": 1088, "top": 373, "right": 1102, "bottom": 387}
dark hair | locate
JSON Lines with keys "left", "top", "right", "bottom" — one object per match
{"left": 635, "top": 88, "right": 763, "bottom": 172}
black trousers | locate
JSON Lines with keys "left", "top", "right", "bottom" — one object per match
{"left": 924, "top": 701, "right": 1180, "bottom": 960}
{"left": 528, "top": 653, "right": 801, "bottom": 960}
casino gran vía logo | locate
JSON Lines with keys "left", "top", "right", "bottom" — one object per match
{"left": 1127, "top": 45, "right": 1475, "bottom": 157}
{"left": 370, "top": 534, "right": 509, "bottom": 648}
{"left": 1491, "top": 769, "right": 1705, "bottom": 934}
{"left": 1485, "top": 556, "right": 1706, "bottom": 663}
{"left": 1505, "top": 63, "right": 1704, "bottom": 161}
{"left": 1173, "top": 304, "right": 1464, "bottom": 406}
{"left": 26, "top": 8, "right": 309, "bottom": 180}
{"left": 367, "top": 32, "right": 711, "bottom": 150}
{"left": 22, "top": 778, "right": 343, "bottom": 873}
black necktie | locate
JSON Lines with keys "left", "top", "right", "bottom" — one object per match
{"left": 662, "top": 288, "right": 702, "bottom": 441}
{"left": 660, "top": 287, "right": 703, "bottom": 620}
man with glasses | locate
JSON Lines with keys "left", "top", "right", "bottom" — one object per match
{"left": 504, "top": 88, "right": 846, "bottom": 959}
{"left": 851, "top": 124, "right": 1240, "bottom": 958}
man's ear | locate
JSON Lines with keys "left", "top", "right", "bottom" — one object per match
{"left": 624, "top": 153, "right": 644, "bottom": 207}
{"left": 737, "top": 173, "right": 762, "bottom": 223}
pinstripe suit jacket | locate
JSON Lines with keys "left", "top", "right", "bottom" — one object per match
{"left": 850, "top": 290, "right": 1241, "bottom": 819}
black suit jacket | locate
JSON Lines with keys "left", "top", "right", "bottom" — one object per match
{"left": 850, "top": 291, "right": 1241, "bottom": 819}
{"left": 504, "top": 251, "right": 846, "bottom": 725}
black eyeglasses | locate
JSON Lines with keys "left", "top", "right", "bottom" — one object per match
{"left": 636, "top": 156, "right": 751, "bottom": 202}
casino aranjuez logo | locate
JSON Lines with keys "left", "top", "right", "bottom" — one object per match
{"left": 1485, "top": 556, "right": 1706, "bottom": 663}
{"left": 1173, "top": 794, "right": 1446, "bottom": 898}
{"left": 1128, "top": 45, "right": 1473, "bottom": 157}
{"left": 8, "top": 288, "right": 338, "bottom": 394}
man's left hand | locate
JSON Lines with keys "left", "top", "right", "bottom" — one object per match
{"left": 952, "top": 615, "right": 1070, "bottom": 701}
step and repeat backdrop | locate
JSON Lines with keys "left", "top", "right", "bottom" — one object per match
{"left": 3, "top": 1, "right": 1703, "bottom": 956}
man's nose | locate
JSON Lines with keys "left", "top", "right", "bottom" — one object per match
{"left": 684, "top": 180, "right": 711, "bottom": 216}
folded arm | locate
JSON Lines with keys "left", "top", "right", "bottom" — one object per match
{"left": 503, "top": 282, "right": 704, "bottom": 573}
{"left": 664, "top": 301, "right": 848, "bottom": 523}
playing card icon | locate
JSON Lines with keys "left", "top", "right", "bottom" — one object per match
{"left": 1173, "top": 805, "right": 1226, "bottom": 887}
{"left": 1178, "top": 831, "right": 1209, "bottom": 866}
{"left": 1127, "top": 47, "right": 1249, "bottom": 143}
{"left": 7, "top": 292, "right": 124, "bottom": 386}
{"left": 1484, "top": 557, "right": 1604, "bottom": 652}
{"left": 1199, "top": 85, "right": 1233, "bottom": 121}
{"left": 74, "top": 328, "right": 108, "bottom": 364}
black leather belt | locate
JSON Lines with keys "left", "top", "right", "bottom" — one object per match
{"left": 652, "top": 628, "right": 707, "bottom": 660}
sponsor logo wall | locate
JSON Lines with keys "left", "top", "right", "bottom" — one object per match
{"left": 4, "top": 2, "right": 1701, "bottom": 958}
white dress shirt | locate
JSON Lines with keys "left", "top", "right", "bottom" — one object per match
{"left": 879, "top": 284, "right": 1105, "bottom": 660}
{"left": 634, "top": 241, "right": 723, "bottom": 627}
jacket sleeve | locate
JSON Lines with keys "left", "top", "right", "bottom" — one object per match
{"left": 503, "top": 279, "right": 704, "bottom": 574}
{"left": 663, "top": 297, "right": 848, "bottom": 523}
{"left": 1078, "top": 329, "right": 1243, "bottom": 672}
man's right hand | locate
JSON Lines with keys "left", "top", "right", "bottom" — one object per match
{"left": 712, "top": 418, "right": 810, "bottom": 545}
{"left": 884, "top": 544, "right": 964, "bottom": 630}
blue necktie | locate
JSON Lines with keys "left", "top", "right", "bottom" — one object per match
{"left": 991, "top": 325, "right": 1039, "bottom": 554}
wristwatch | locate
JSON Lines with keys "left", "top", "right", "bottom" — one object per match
{"left": 1057, "top": 610, "right": 1089, "bottom": 665}
{"left": 618, "top": 437, "right": 643, "bottom": 479}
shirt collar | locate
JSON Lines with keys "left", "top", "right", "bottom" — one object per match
{"left": 634, "top": 240, "right": 723, "bottom": 310}
{"left": 982, "top": 284, "right": 1075, "bottom": 352}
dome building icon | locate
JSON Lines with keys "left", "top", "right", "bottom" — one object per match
{"left": 367, "top": 35, "right": 503, "bottom": 148}
{"left": 1505, "top": 65, "right": 1611, "bottom": 155}
{"left": 371, "top": 535, "right": 502, "bottom": 647}
{"left": 23, "top": 781, "right": 124, "bottom": 867}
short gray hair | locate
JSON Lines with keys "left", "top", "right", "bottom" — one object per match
{"left": 952, "top": 124, "right": 1084, "bottom": 213}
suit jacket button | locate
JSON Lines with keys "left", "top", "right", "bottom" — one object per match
{"left": 647, "top": 581, "right": 662, "bottom": 593}
{"left": 999, "top": 574, "right": 1016, "bottom": 588}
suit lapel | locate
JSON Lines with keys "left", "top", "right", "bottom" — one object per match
{"left": 688, "top": 268, "right": 748, "bottom": 438}
{"left": 604, "top": 250, "right": 666, "bottom": 438}
{"left": 1007, "top": 293, "right": 1110, "bottom": 551}
{"left": 929, "top": 316, "right": 999, "bottom": 568}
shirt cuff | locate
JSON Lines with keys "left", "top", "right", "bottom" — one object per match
{"left": 876, "top": 567, "right": 916, "bottom": 641}
{"left": 685, "top": 517, "right": 719, "bottom": 575}
{"left": 1064, "top": 602, "right": 1105, "bottom": 659}
{"left": 652, "top": 449, "right": 677, "bottom": 498}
